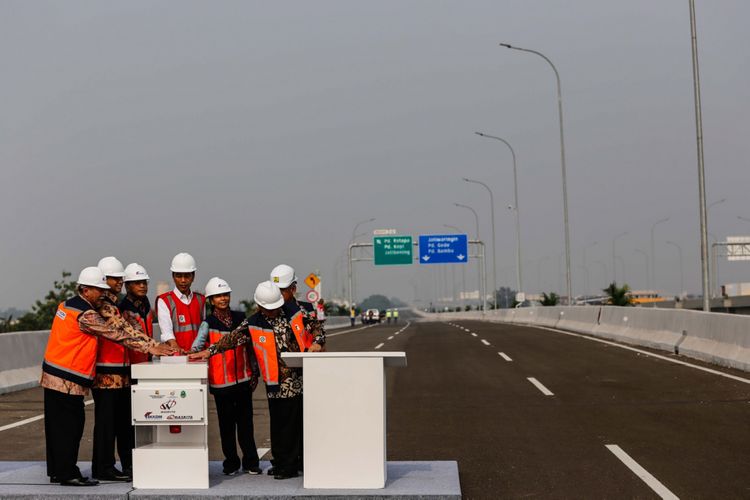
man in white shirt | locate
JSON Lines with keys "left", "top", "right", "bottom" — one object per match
{"left": 156, "top": 253, "right": 206, "bottom": 353}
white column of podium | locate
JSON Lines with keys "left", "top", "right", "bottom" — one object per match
{"left": 282, "top": 351, "right": 407, "bottom": 489}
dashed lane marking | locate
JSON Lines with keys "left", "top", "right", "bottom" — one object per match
{"left": 527, "top": 377, "right": 554, "bottom": 396}
{"left": 498, "top": 352, "right": 513, "bottom": 362}
{"left": 0, "top": 399, "right": 94, "bottom": 433}
{"left": 388, "top": 336, "right": 394, "bottom": 340}
{"left": 471, "top": 333, "right": 478, "bottom": 337}
{"left": 606, "top": 444, "right": 679, "bottom": 500}
{"left": 374, "top": 343, "right": 384, "bottom": 349}
{"left": 481, "top": 339, "right": 490, "bottom": 346}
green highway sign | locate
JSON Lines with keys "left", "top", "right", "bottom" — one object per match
{"left": 373, "top": 235, "right": 413, "bottom": 265}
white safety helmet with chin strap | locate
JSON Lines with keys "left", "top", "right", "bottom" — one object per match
{"left": 170, "top": 252, "right": 197, "bottom": 273}
{"left": 124, "top": 263, "right": 150, "bottom": 282}
{"left": 270, "top": 264, "right": 297, "bottom": 289}
{"left": 205, "top": 277, "right": 232, "bottom": 298}
{"left": 98, "top": 256, "right": 126, "bottom": 278}
{"left": 77, "top": 266, "right": 111, "bottom": 289}
{"left": 254, "top": 281, "right": 285, "bottom": 309}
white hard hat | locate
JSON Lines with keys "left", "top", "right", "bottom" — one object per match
{"left": 205, "top": 277, "right": 232, "bottom": 297}
{"left": 97, "top": 256, "right": 125, "bottom": 278}
{"left": 77, "top": 266, "right": 110, "bottom": 289}
{"left": 170, "top": 252, "right": 197, "bottom": 273}
{"left": 270, "top": 264, "right": 297, "bottom": 288}
{"left": 124, "top": 263, "right": 150, "bottom": 282}
{"left": 254, "top": 280, "right": 285, "bottom": 309}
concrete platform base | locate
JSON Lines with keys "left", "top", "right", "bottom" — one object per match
{"left": 0, "top": 461, "right": 460, "bottom": 499}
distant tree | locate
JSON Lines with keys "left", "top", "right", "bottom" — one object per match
{"left": 603, "top": 282, "right": 632, "bottom": 306}
{"left": 239, "top": 299, "right": 257, "bottom": 317}
{"left": 495, "top": 287, "right": 518, "bottom": 309}
{"left": 541, "top": 292, "right": 560, "bottom": 306}
{"left": 14, "top": 271, "right": 78, "bottom": 331}
{"left": 359, "top": 294, "right": 392, "bottom": 311}
{"left": 0, "top": 314, "right": 14, "bottom": 334}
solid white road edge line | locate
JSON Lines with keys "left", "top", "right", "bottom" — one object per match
{"left": 0, "top": 398, "right": 94, "bottom": 433}
{"left": 498, "top": 352, "right": 513, "bottom": 362}
{"left": 374, "top": 343, "right": 384, "bottom": 349}
{"left": 605, "top": 444, "right": 679, "bottom": 500}
{"left": 481, "top": 339, "right": 490, "bottom": 346}
{"left": 532, "top": 325, "right": 750, "bottom": 385}
{"left": 527, "top": 377, "right": 554, "bottom": 396}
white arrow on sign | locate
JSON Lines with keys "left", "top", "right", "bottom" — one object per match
{"left": 457, "top": 254, "right": 465, "bottom": 260}
{"left": 422, "top": 255, "right": 430, "bottom": 261}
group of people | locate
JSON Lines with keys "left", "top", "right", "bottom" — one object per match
{"left": 41, "top": 252, "right": 325, "bottom": 487}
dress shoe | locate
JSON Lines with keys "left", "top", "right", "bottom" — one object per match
{"left": 49, "top": 476, "right": 60, "bottom": 483}
{"left": 223, "top": 468, "right": 240, "bottom": 476}
{"left": 93, "top": 467, "right": 132, "bottom": 482}
{"left": 60, "top": 477, "right": 99, "bottom": 486}
{"left": 266, "top": 467, "right": 275, "bottom": 476}
{"left": 274, "top": 470, "right": 299, "bottom": 480}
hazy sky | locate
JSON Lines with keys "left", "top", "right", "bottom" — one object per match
{"left": 2, "top": 1, "right": 749, "bottom": 309}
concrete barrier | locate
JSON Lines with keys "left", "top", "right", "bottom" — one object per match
{"left": 556, "top": 306, "right": 601, "bottom": 334}
{"left": 678, "top": 311, "right": 750, "bottom": 372}
{"left": 0, "top": 330, "right": 49, "bottom": 395}
{"left": 593, "top": 307, "right": 686, "bottom": 352}
{"left": 534, "top": 307, "right": 563, "bottom": 328}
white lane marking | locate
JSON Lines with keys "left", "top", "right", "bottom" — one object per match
{"left": 471, "top": 333, "right": 478, "bottom": 337}
{"left": 533, "top": 325, "right": 750, "bottom": 385}
{"left": 527, "top": 377, "right": 554, "bottom": 396}
{"left": 388, "top": 336, "right": 394, "bottom": 340}
{"left": 0, "top": 398, "right": 94, "bottom": 433}
{"left": 498, "top": 352, "right": 513, "bottom": 362}
{"left": 481, "top": 339, "right": 490, "bottom": 346}
{"left": 606, "top": 445, "right": 679, "bottom": 500}
{"left": 374, "top": 343, "right": 384, "bottom": 349}
{"left": 257, "top": 447, "right": 271, "bottom": 459}
{"left": 326, "top": 324, "right": 375, "bottom": 338}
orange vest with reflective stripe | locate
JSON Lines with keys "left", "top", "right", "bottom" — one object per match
{"left": 206, "top": 311, "right": 256, "bottom": 390}
{"left": 248, "top": 304, "right": 307, "bottom": 389}
{"left": 158, "top": 291, "right": 206, "bottom": 352}
{"left": 42, "top": 295, "right": 98, "bottom": 387}
{"left": 119, "top": 296, "right": 153, "bottom": 365}
{"left": 95, "top": 295, "right": 129, "bottom": 376}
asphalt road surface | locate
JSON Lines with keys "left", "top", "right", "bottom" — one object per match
{"left": 2, "top": 316, "right": 749, "bottom": 498}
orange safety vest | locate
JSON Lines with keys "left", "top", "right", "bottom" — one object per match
{"left": 119, "top": 296, "right": 153, "bottom": 365}
{"left": 157, "top": 291, "right": 206, "bottom": 352}
{"left": 95, "top": 295, "right": 129, "bottom": 376}
{"left": 206, "top": 311, "right": 256, "bottom": 390}
{"left": 42, "top": 295, "right": 99, "bottom": 387}
{"left": 248, "top": 303, "right": 309, "bottom": 390}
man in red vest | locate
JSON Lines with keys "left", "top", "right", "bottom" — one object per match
{"left": 42, "top": 267, "right": 174, "bottom": 487}
{"left": 156, "top": 252, "right": 206, "bottom": 353}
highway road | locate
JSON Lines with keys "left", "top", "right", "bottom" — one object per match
{"left": 1, "top": 315, "right": 749, "bottom": 498}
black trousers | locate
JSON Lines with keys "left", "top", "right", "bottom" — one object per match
{"left": 91, "top": 387, "right": 133, "bottom": 476}
{"left": 213, "top": 382, "right": 259, "bottom": 471}
{"left": 267, "top": 394, "right": 303, "bottom": 474}
{"left": 44, "top": 388, "right": 85, "bottom": 481}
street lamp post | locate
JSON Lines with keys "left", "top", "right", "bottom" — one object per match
{"left": 634, "top": 249, "right": 650, "bottom": 290}
{"left": 582, "top": 241, "right": 597, "bottom": 296}
{"left": 455, "top": 203, "right": 483, "bottom": 308}
{"left": 348, "top": 217, "right": 375, "bottom": 306}
{"left": 500, "top": 42, "right": 572, "bottom": 305}
{"left": 665, "top": 241, "right": 684, "bottom": 297}
{"left": 444, "top": 224, "right": 468, "bottom": 310}
{"left": 688, "top": 0, "right": 710, "bottom": 312}
{"left": 650, "top": 217, "right": 670, "bottom": 290}
{"left": 612, "top": 232, "right": 628, "bottom": 283}
{"left": 463, "top": 178, "right": 497, "bottom": 309}
{"left": 474, "top": 132, "right": 523, "bottom": 294}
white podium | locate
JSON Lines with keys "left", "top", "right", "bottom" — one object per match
{"left": 130, "top": 358, "right": 209, "bottom": 489}
{"left": 282, "top": 351, "right": 407, "bottom": 489}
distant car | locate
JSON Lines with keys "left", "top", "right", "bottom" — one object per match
{"left": 364, "top": 308, "right": 381, "bottom": 324}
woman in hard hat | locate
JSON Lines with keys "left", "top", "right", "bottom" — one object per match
{"left": 190, "top": 281, "right": 312, "bottom": 480}
{"left": 191, "top": 277, "right": 261, "bottom": 476}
